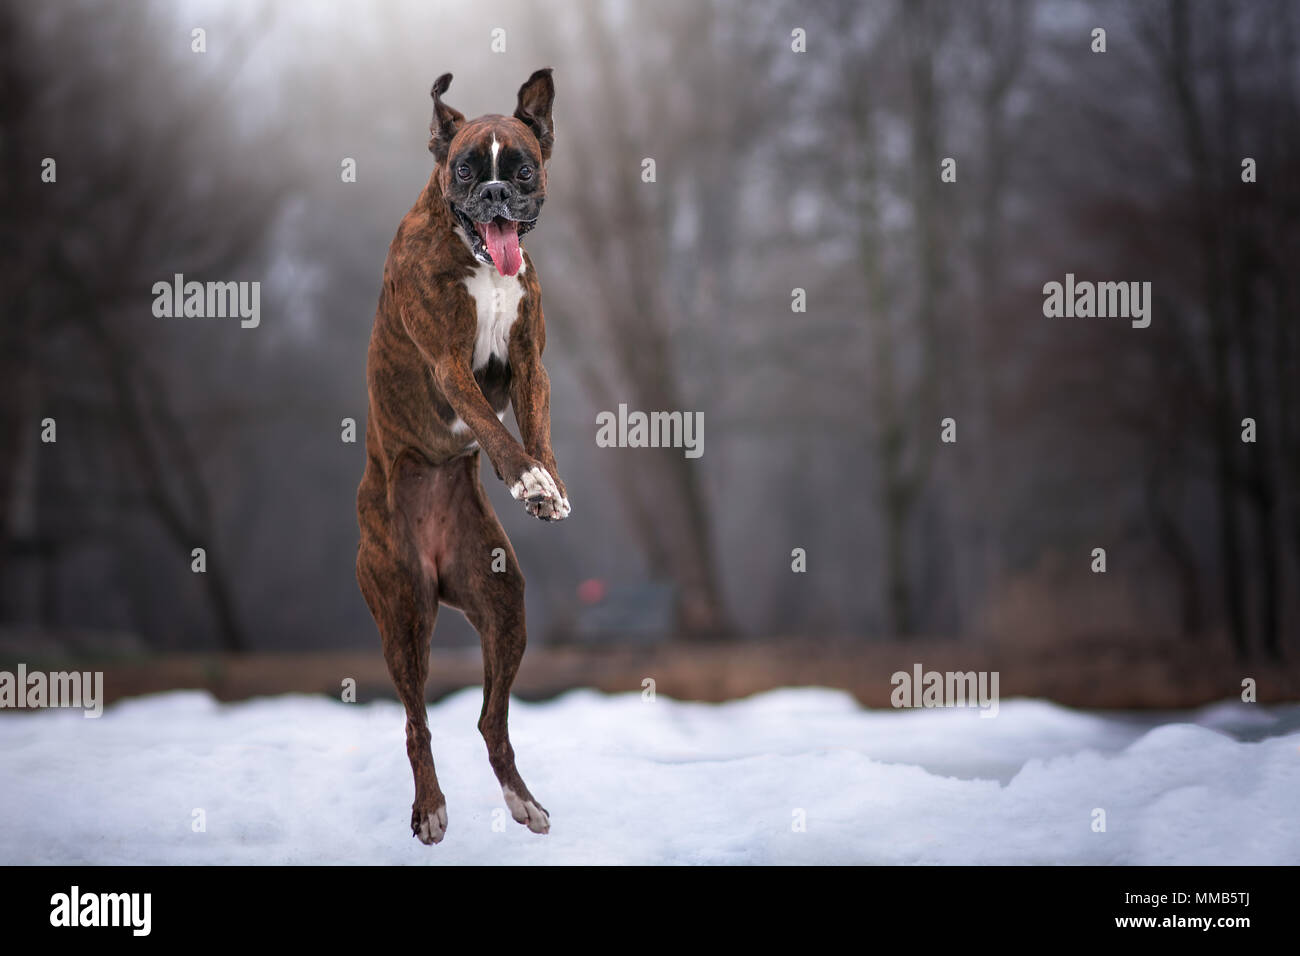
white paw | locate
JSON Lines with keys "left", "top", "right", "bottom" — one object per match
{"left": 503, "top": 787, "right": 550, "bottom": 834}
{"left": 526, "top": 494, "right": 571, "bottom": 521}
{"left": 509, "top": 466, "right": 570, "bottom": 521}
{"left": 413, "top": 805, "right": 448, "bottom": 845}
{"left": 510, "top": 465, "right": 559, "bottom": 501}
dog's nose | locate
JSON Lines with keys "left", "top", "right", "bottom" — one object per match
{"left": 478, "top": 182, "right": 509, "bottom": 205}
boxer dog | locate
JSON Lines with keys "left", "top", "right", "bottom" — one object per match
{"left": 356, "top": 69, "right": 567, "bottom": 845}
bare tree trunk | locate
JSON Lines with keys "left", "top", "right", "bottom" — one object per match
{"left": 851, "top": 31, "right": 904, "bottom": 637}
{"left": 72, "top": 290, "right": 249, "bottom": 654}
{"left": 1145, "top": 463, "right": 1205, "bottom": 638}
{"left": 537, "top": 0, "right": 735, "bottom": 639}
{"left": 1160, "top": 0, "right": 1250, "bottom": 657}
{"left": 874, "top": 0, "right": 947, "bottom": 638}
{"left": 1214, "top": 0, "right": 1283, "bottom": 659}
{"left": 964, "top": 0, "right": 1028, "bottom": 635}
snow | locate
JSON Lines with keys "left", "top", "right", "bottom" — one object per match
{"left": 0, "top": 688, "right": 1296, "bottom": 864}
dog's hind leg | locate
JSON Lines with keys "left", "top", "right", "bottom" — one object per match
{"left": 357, "top": 449, "right": 448, "bottom": 844}
{"left": 435, "top": 454, "right": 550, "bottom": 834}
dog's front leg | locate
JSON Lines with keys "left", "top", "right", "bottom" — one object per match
{"left": 433, "top": 357, "right": 567, "bottom": 518}
{"left": 508, "top": 333, "right": 569, "bottom": 522}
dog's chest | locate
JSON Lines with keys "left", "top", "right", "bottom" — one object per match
{"left": 461, "top": 260, "right": 526, "bottom": 370}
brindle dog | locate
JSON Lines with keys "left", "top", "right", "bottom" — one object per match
{"left": 356, "top": 69, "right": 568, "bottom": 845}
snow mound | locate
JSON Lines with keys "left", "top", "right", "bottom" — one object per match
{"left": 0, "top": 688, "right": 1295, "bottom": 864}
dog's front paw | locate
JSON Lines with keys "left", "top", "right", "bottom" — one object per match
{"left": 509, "top": 465, "right": 571, "bottom": 521}
{"left": 525, "top": 493, "right": 571, "bottom": 521}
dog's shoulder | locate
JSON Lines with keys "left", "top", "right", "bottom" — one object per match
{"left": 385, "top": 205, "right": 476, "bottom": 290}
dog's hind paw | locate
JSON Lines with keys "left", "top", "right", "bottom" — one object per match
{"left": 412, "top": 804, "right": 448, "bottom": 845}
{"left": 503, "top": 787, "right": 551, "bottom": 834}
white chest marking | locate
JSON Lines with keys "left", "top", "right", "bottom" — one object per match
{"left": 462, "top": 258, "right": 526, "bottom": 370}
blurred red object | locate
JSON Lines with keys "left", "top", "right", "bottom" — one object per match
{"left": 577, "top": 578, "right": 607, "bottom": 605}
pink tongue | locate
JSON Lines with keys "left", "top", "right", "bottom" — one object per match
{"left": 479, "top": 219, "right": 522, "bottom": 276}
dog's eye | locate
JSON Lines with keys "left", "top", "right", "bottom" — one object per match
{"left": 517, "top": 165, "right": 533, "bottom": 182}
{"left": 456, "top": 164, "right": 472, "bottom": 182}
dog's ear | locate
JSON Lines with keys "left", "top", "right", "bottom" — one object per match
{"left": 428, "top": 73, "right": 465, "bottom": 163}
{"left": 513, "top": 68, "right": 554, "bottom": 162}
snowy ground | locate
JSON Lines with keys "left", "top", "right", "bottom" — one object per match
{"left": 1, "top": 687, "right": 1297, "bottom": 864}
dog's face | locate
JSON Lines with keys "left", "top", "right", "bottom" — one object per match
{"left": 427, "top": 69, "right": 554, "bottom": 277}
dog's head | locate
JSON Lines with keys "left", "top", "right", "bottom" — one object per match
{"left": 428, "top": 69, "right": 554, "bottom": 277}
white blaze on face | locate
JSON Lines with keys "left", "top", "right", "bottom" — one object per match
{"left": 490, "top": 133, "right": 500, "bottom": 181}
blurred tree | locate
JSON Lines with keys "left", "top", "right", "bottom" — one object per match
{"left": 529, "top": 0, "right": 784, "bottom": 638}
{"left": 0, "top": 0, "right": 294, "bottom": 652}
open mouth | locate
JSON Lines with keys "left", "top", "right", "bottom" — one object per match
{"left": 453, "top": 207, "right": 536, "bottom": 277}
